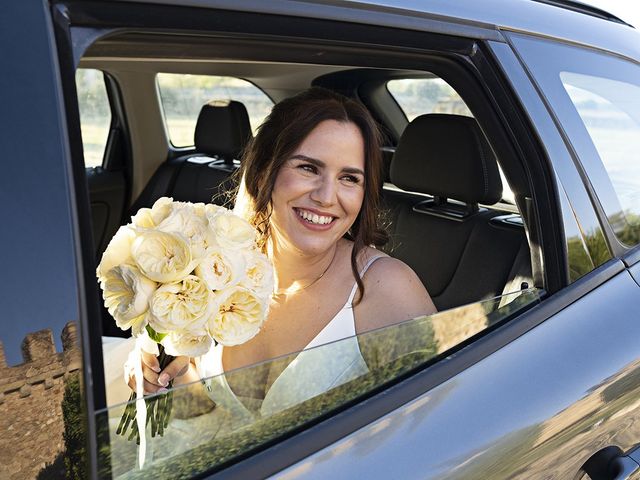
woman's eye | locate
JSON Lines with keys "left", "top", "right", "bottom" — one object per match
{"left": 341, "top": 175, "right": 361, "bottom": 184}
{"left": 298, "top": 164, "right": 317, "bottom": 174}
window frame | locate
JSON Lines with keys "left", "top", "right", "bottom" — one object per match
{"left": 54, "top": 1, "right": 618, "bottom": 477}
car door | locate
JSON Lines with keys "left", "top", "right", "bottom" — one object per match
{"left": 0, "top": 3, "right": 92, "bottom": 479}
{"left": 48, "top": 1, "right": 640, "bottom": 479}
{"left": 269, "top": 26, "right": 640, "bottom": 480}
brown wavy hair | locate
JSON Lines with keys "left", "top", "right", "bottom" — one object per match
{"left": 238, "top": 87, "right": 388, "bottom": 304}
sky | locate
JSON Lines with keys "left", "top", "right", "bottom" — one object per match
{"left": 581, "top": 0, "right": 640, "bottom": 28}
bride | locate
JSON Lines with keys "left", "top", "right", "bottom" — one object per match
{"left": 128, "top": 87, "right": 436, "bottom": 413}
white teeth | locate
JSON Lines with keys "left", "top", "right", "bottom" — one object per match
{"left": 297, "top": 209, "right": 333, "bottom": 225}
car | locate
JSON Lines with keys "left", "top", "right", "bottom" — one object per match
{"left": 2, "top": 0, "right": 640, "bottom": 478}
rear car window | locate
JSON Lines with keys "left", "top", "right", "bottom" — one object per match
{"left": 387, "top": 78, "right": 514, "bottom": 204}
{"left": 560, "top": 72, "right": 640, "bottom": 246}
{"left": 387, "top": 78, "right": 473, "bottom": 120}
{"left": 76, "top": 68, "right": 111, "bottom": 167}
{"left": 510, "top": 34, "right": 640, "bottom": 248}
{"left": 157, "top": 73, "right": 273, "bottom": 147}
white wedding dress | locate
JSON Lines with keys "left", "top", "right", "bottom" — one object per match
{"left": 195, "top": 255, "right": 383, "bottom": 419}
{"left": 103, "top": 255, "right": 383, "bottom": 419}
{"left": 102, "top": 255, "right": 382, "bottom": 476}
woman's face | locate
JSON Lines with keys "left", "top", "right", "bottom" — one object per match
{"left": 270, "top": 119, "right": 366, "bottom": 257}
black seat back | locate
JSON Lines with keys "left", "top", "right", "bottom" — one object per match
{"left": 131, "top": 99, "right": 252, "bottom": 211}
{"left": 384, "top": 114, "right": 531, "bottom": 310}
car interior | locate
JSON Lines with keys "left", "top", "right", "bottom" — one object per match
{"left": 79, "top": 30, "right": 538, "bottom": 339}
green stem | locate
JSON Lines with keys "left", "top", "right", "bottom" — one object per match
{"left": 116, "top": 342, "right": 176, "bottom": 443}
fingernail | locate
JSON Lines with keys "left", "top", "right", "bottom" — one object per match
{"left": 151, "top": 365, "right": 161, "bottom": 373}
{"left": 157, "top": 387, "right": 168, "bottom": 393}
{"left": 158, "top": 373, "right": 169, "bottom": 387}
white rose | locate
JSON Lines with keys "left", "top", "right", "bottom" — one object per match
{"left": 149, "top": 275, "right": 214, "bottom": 335}
{"left": 157, "top": 204, "right": 212, "bottom": 259}
{"left": 100, "top": 264, "right": 157, "bottom": 334}
{"left": 161, "top": 332, "right": 213, "bottom": 357}
{"left": 96, "top": 225, "right": 136, "bottom": 282}
{"left": 192, "top": 202, "right": 207, "bottom": 218}
{"left": 131, "top": 230, "right": 196, "bottom": 283}
{"left": 205, "top": 203, "right": 228, "bottom": 221}
{"left": 240, "top": 250, "right": 274, "bottom": 299}
{"left": 131, "top": 197, "right": 175, "bottom": 229}
{"left": 208, "top": 286, "right": 267, "bottom": 346}
{"left": 195, "top": 247, "right": 246, "bottom": 291}
{"left": 131, "top": 208, "right": 154, "bottom": 229}
{"left": 210, "top": 211, "right": 256, "bottom": 250}
{"left": 150, "top": 197, "right": 174, "bottom": 224}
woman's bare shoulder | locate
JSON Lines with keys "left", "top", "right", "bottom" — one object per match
{"left": 355, "top": 251, "right": 437, "bottom": 333}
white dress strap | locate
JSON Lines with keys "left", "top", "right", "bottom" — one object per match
{"left": 346, "top": 254, "right": 386, "bottom": 306}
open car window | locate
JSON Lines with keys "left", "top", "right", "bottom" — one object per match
{"left": 98, "top": 289, "right": 541, "bottom": 478}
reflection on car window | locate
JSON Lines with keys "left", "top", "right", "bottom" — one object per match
{"left": 511, "top": 35, "right": 640, "bottom": 248}
{"left": 97, "top": 289, "right": 541, "bottom": 478}
{"left": 560, "top": 72, "right": 640, "bottom": 247}
{"left": 157, "top": 74, "right": 273, "bottom": 147}
{"left": 76, "top": 68, "right": 111, "bottom": 168}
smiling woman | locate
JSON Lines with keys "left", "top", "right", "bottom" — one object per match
{"left": 136, "top": 87, "right": 437, "bottom": 392}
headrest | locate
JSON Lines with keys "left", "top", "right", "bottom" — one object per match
{"left": 194, "top": 100, "right": 252, "bottom": 160}
{"left": 390, "top": 114, "right": 502, "bottom": 205}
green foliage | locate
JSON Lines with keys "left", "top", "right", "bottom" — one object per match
{"left": 616, "top": 210, "right": 640, "bottom": 247}
{"left": 62, "top": 373, "right": 87, "bottom": 480}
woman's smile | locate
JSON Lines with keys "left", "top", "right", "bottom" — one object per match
{"left": 294, "top": 207, "right": 336, "bottom": 228}
{"left": 270, "top": 119, "right": 365, "bottom": 256}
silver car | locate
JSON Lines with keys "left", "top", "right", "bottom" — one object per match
{"left": 1, "top": 0, "right": 640, "bottom": 479}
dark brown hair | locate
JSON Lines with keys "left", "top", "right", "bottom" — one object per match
{"left": 238, "top": 87, "right": 388, "bottom": 303}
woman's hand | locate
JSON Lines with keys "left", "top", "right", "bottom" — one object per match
{"left": 127, "top": 351, "right": 196, "bottom": 394}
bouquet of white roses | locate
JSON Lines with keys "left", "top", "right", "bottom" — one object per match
{"left": 96, "top": 197, "right": 273, "bottom": 444}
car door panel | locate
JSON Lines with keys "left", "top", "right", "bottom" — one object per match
{"left": 274, "top": 270, "right": 640, "bottom": 479}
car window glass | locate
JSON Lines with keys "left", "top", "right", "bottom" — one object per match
{"left": 97, "top": 289, "right": 541, "bottom": 478}
{"left": 76, "top": 68, "right": 112, "bottom": 168}
{"left": 510, "top": 34, "right": 640, "bottom": 248}
{"left": 156, "top": 73, "right": 273, "bottom": 148}
{"left": 387, "top": 78, "right": 514, "bottom": 204}
{"left": 387, "top": 78, "right": 473, "bottom": 120}
{"left": 2, "top": 23, "right": 88, "bottom": 476}
{"left": 559, "top": 72, "right": 640, "bottom": 246}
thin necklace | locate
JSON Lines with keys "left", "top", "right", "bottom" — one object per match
{"left": 272, "top": 247, "right": 337, "bottom": 296}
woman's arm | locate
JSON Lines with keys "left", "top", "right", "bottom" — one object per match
{"left": 354, "top": 257, "right": 437, "bottom": 370}
{"left": 354, "top": 256, "right": 436, "bottom": 334}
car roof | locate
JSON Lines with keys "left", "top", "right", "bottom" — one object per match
{"left": 103, "top": 0, "right": 640, "bottom": 62}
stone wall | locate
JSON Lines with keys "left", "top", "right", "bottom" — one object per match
{"left": 0, "top": 322, "right": 82, "bottom": 479}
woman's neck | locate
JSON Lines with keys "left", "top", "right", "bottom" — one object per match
{"left": 269, "top": 240, "right": 340, "bottom": 294}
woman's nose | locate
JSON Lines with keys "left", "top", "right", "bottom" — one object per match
{"left": 310, "top": 177, "right": 336, "bottom": 206}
